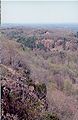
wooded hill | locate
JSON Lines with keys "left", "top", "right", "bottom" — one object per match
{"left": 1, "top": 26, "right": 78, "bottom": 120}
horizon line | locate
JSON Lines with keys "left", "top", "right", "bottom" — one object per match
{"left": 1, "top": 22, "right": 78, "bottom": 25}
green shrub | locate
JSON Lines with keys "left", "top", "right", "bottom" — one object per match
{"left": 37, "top": 43, "right": 46, "bottom": 50}
{"left": 41, "top": 113, "right": 59, "bottom": 120}
{"left": 17, "top": 36, "right": 36, "bottom": 49}
{"left": 35, "top": 83, "right": 47, "bottom": 99}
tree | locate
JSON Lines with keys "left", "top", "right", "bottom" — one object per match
{"left": 63, "top": 38, "right": 66, "bottom": 50}
{"left": 77, "top": 32, "right": 78, "bottom": 38}
{"left": 25, "top": 36, "right": 36, "bottom": 49}
{"left": 17, "top": 36, "right": 36, "bottom": 49}
{"left": 37, "top": 43, "right": 45, "bottom": 50}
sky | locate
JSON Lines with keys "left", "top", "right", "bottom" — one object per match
{"left": 1, "top": 1, "right": 78, "bottom": 24}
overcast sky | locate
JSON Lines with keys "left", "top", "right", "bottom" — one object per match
{"left": 1, "top": 1, "right": 78, "bottom": 24}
